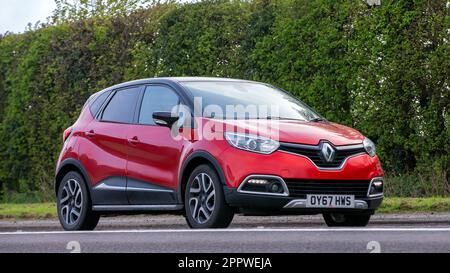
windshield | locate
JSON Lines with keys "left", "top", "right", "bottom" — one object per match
{"left": 180, "top": 81, "right": 323, "bottom": 121}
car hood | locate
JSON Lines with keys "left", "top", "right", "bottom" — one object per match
{"left": 200, "top": 118, "right": 364, "bottom": 146}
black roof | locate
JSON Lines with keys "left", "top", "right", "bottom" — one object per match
{"left": 103, "top": 77, "right": 254, "bottom": 91}
{"left": 157, "top": 77, "right": 254, "bottom": 83}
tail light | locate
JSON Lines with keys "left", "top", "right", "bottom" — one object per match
{"left": 63, "top": 126, "right": 73, "bottom": 143}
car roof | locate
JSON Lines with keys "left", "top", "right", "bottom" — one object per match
{"left": 157, "top": 77, "right": 254, "bottom": 83}
{"left": 93, "top": 77, "right": 259, "bottom": 98}
{"left": 109, "top": 77, "right": 253, "bottom": 88}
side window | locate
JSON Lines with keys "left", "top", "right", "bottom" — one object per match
{"left": 101, "top": 86, "right": 141, "bottom": 123}
{"left": 89, "top": 91, "right": 110, "bottom": 117}
{"left": 139, "top": 85, "right": 180, "bottom": 125}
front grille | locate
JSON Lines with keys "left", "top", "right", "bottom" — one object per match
{"left": 284, "top": 179, "right": 370, "bottom": 198}
{"left": 279, "top": 142, "right": 366, "bottom": 168}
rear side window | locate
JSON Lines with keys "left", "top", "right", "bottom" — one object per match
{"left": 89, "top": 91, "right": 110, "bottom": 117}
{"left": 138, "top": 85, "right": 180, "bottom": 125}
{"left": 101, "top": 86, "right": 141, "bottom": 123}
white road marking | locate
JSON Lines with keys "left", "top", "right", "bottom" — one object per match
{"left": 0, "top": 227, "right": 450, "bottom": 235}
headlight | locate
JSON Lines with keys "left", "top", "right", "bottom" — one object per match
{"left": 224, "top": 132, "right": 279, "bottom": 154}
{"left": 363, "top": 137, "right": 376, "bottom": 157}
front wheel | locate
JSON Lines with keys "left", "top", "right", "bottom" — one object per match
{"left": 323, "top": 213, "right": 371, "bottom": 227}
{"left": 184, "top": 164, "right": 234, "bottom": 228}
{"left": 57, "top": 171, "right": 100, "bottom": 231}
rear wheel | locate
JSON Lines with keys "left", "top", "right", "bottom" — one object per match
{"left": 184, "top": 164, "right": 234, "bottom": 228}
{"left": 323, "top": 213, "right": 371, "bottom": 227}
{"left": 57, "top": 171, "right": 100, "bottom": 231}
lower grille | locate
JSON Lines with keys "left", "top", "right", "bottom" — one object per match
{"left": 284, "top": 179, "right": 370, "bottom": 198}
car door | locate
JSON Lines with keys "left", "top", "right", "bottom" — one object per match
{"left": 79, "top": 85, "right": 142, "bottom": 205}
{"left": 126, "top": 85, "right": 185, "bottom": 205}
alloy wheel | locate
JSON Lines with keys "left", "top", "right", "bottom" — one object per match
{"left": 59, "top": 178, "right": 83, "bottom": 225}
{"left": 188, "top": 173, "right": 216, "bottom": 224}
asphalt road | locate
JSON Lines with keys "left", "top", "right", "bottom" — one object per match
{"left": 1, "top": 213, "right": 450, "bottom": 253}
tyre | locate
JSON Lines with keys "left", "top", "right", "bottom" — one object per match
{"left": 323, "top": 213, "right": 371, "bottom": 227}
{"left": 184, "top": 164, "right": 234, "bottom": 228}
{"left": 57, "top": 171, "right": 100, "bottom": 231}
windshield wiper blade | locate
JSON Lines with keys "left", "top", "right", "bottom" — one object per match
{"left": 309, "top": 117, "right": 326, "bottom": 122}
{"left": 263, "top": 116, "right": 306, "bottom": 121}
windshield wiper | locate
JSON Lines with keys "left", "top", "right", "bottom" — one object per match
{"left": 309, "top": 117, "right": 326, "bottom": 122}
{"left": 263, "top": 116, "right": 306, "bottom": 121}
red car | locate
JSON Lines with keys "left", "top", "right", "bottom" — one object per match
{"left": 55, "top": 77, "right": 384, "bottom": 230}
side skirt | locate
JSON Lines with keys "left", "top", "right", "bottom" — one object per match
{"left": 91, "top": 177, "right": 179, "bottom": 205}
{"left": 92, "top": 204, "right": 183, "bottom": 212}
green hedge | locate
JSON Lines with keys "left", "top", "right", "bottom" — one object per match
{"left": 0, "top": 0, "right": 448, "bottom": 201}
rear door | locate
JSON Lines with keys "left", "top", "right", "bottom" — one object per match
{"left": 125, "top": 85, "right": 184, "bottom": 205}
{"left": 79, "top": 85, "right": 142, "bottom": 205}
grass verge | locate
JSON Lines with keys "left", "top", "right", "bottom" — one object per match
{"left": 0, "top": 203, "right": 56, "bottom": 220}
{"left": 378, "top": 197, "right": 450, "bottom": 213}
{"left": 0, "top": 198, "right": 450, "bottom": 220}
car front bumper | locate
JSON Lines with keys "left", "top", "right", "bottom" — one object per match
{"left": 223, "top": 187, "right": 383, "bottom": 214}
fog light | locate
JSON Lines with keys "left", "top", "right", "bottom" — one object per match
{"left": 269, "top": 182, "right": 283, "bottom": 193}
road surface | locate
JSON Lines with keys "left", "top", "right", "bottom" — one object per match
{"left": 1, "top": 213, "right": 449, "bottom": 253}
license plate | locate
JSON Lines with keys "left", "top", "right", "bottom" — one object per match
{"left": 306, "top": 194, "right": 355, "bottom": 208}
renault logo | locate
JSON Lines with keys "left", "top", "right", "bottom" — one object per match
{"left": 321, "top": 142, "right": 335, "bottom": 162}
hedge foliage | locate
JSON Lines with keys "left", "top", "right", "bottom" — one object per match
{"left": 0, "top": 0, "right": 448, "bottom": 201}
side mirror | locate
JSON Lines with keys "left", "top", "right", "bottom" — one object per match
{"left": 152, "top": 112, "right": 179, "bottom": 127}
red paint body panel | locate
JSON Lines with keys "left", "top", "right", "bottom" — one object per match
{"left": 199, "top": 118, "right": 364, "bottom": 145}
{"left": 125, "top": 124, "right": 185, "bottom": 189}
{"left": 56, "top": 91, "right": 384, "bottom": 203}
{"left": 78, "top": 120, "right": 129, "bottom": 186}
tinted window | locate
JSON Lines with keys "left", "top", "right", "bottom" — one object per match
{"left": 139, "top": 86, "right": 180, "bottom": 125}
{"left": 101, "top": 87, "right": 141, "bottom": 123}
{"left": 180, "top": 81, "right": 321, "bottom": 121}
{"left": 89, "top": 91, "right": 110, "bottom": 117}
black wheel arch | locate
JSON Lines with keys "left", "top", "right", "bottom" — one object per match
{"left": 178, "top": 151, "right": 227, "bottom": 203}
{"left": 55, "top": 158, "right": 92, "bottom": 197}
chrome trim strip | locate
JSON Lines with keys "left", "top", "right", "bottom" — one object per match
{"left": 94, "top": 182, "right": 174, "bottom": 193}
{"left": 283, "top": 199, "right": 369, "bottom": 210}
{"left": 283, "top": 199, "right": 307, "bottom": 208}
{"left": 93, "top": 183, "right": 126, "bottom": 191}
{"left": 92, "top": 204, "right": 182, "bottom": 211}
{"left": 237, "top": 175, "right": 290, "bottom": 197}
{"left": 335, "top": 144, "right": 365, "bottom": 151}
{"left": 367, "top": 177, "right": 384, "bottom": 198}
{"left": 279, "top": 142, "right": 364, "bottom": 152}
{"left": 126, "top": 186, "right": 173, "bottom": 193}
{"left": 278, "top": 150, "right": 366, "bottom": 171}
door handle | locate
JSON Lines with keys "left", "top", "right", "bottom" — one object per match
{"left": 85, "top": 130, "right": 95, "bottom": 137}
{"left": 127, "top": 136, "right": 140, "bottom": 145}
